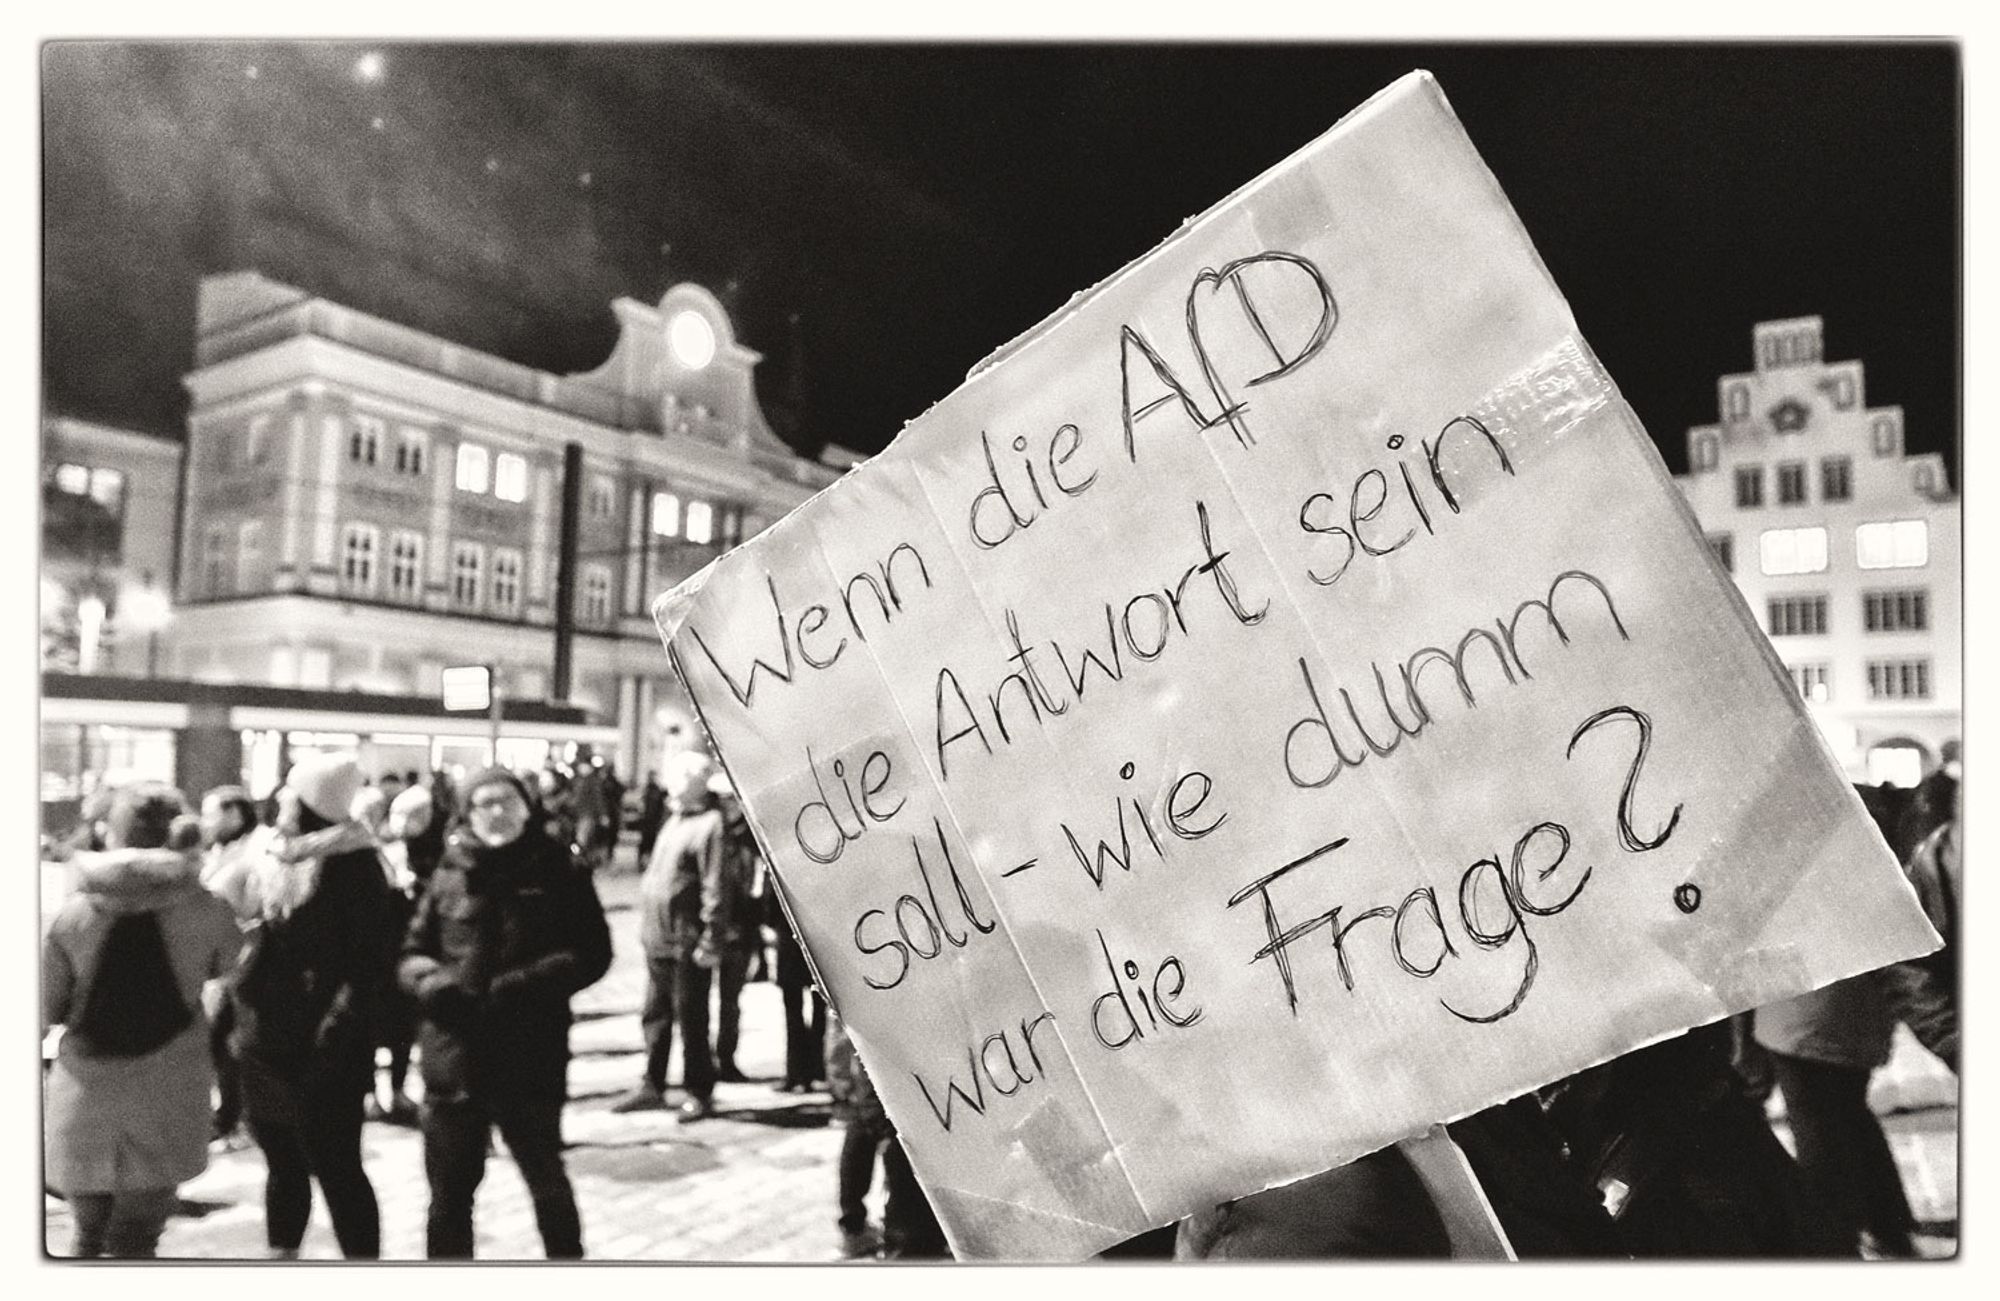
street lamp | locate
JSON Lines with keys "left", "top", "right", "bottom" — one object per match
{"left": 120, "top": 577, "right": 172, "bottom": 678}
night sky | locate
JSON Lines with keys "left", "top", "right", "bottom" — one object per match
{"left": 41, "top": 41, "right": 1960, "bottom": 483}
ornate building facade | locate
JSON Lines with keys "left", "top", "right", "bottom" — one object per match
{"left": 1674, "top": 316, "right": 1960, "bottom": 786}
{"left": 164, "top": 271, "right": 848, "bottom": 783}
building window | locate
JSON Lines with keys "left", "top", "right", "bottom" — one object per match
{"left": 1871, "top": 415, "right": 1899, "bottom": 457}
{"left": 1759, "top": 527, "right": 1829, "bottom": 576}
{"left": 394, "top": 428, "right": 428, "bottom": 476}
{"left": 1705, "top": 533, "right": 1734, "bottom": 573}
{"left": 1913, "top": 464, "right": 1936, "bottom": 495}
{"left": 1734, "top": 465, "right": 1764, "bottom": 508}
{"left": 589, "top": 475, "right": 616, "bottom": 519}
{"left": 203, "top": 524, "right": 229, "bottom": 596}
{"left": 44, "top": 462, "right": 127, "bottom": 562}
{"left": 1827, "top": 373, "right": 1856, "bottom": 409}
{"left": 456, "top": 443, "right": 490, "bottom": 494}
{"left": 1775, "top": 461, "right": 1807, "bottom": 505}
{"left": 1692, "top": 432, "right": 1719, "bottom": 471}
{"left": 1820, "top": 456, "right": 1852, "bottom": 502}
{"left": 581, "top": 564, "right": 613, "bottom": 625}
{"left": 718, "top": 503, "right": 745, "bottom": 546}
{"left": 1725, "top": 384, "right": 1749, "bottom": 421}
{"left": 350, "top": 413, "right": 384, "bottom": 466}
{"left": 1866, "top": 659, "right": 1932, "bottom": 701}
{"left": 1767, "top": 595, "right": 1828, "bottom": 637}
{"left": 651, "top": 490, "right": 681, "bottom": 537}
{"left": 341, "top": 523, "right": 379, "bottom": 594}
{"left": 491, "top": 548, "right": 522, "bottom": 615}
{"left": 1856, "top": 520, "right": 1928, "bottom": 570}
{"left": 388, "top": 531, "right": 424, "bottom": 603}
{"left": 1863, "top": 588, "right": 1929, "bottom": 633}
{"left": 685, "top": 499, "right": 715, "bottom": 545}
{"left": 1788, "top": 662, "right": 1831, "bottom": 704}
{"left": 494, "top": 452, "right": 528, "bottom": 503}
{"left": 246, "top": 413, "right": 271, "bottom": 465}
{"left": 237, "top": 521, "right": 263, "bottom": 592}
{"left": 451, "top": 543, "right": 484, "bottom": 609}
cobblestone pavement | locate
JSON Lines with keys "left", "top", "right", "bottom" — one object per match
{"left": 43, "top": 858, "right": 1959, "bottom": 1261}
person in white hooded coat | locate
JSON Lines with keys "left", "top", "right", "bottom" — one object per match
{"left": 43, "top": 783, "right": 241, "bottom": 1257}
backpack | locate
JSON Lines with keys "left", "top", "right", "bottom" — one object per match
{"left": 69, "top": 911, "right": 193, "bottom": 1057}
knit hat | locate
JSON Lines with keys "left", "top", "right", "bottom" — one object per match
{"left": 459, "top": 765, "right": 534, "bottom": 809}
{"left": 286, "top": 753, "right": 366, "bottom": 824}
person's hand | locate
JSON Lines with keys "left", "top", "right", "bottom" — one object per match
{"left": 416, "top": 971, "right": 478, "bottom": 1023}
{"left": 693, "top": 939, "right": 721, "bottom": 970}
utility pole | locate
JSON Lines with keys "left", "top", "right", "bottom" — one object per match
{"left": 553, "top": 440, "right": 583, "bottom": 702}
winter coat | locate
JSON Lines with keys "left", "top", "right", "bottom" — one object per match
{"left": 1546, "top": 1026, "right": 1850, "bottom": 1257}
{"left": 638, "top": 795, "right": 758, "bottom": 961}
{"left": 1877, "top": 821, "right": 1958, "bottom": 1070}
{"left": 43, "top": 848, "right": 241, "bottom": 1195}
{"left": 228, "top": 823, "right": 396, "bottom": 1108}
{"left": 399, "top": 828, "right": 611, "bottom": 1104}
{"left": 1753, "top": 971, "right": 1895, "bottom": 1070}
{"left": 1174, "top": 1148, "right": 1452, "bottom": 1259}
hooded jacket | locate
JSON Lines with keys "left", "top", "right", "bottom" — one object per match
{"left": 42, "top": 848, "right": 241, "bottom": 1194}
{"left": 399, "top": 826, "right": 611, "bottom": 1103}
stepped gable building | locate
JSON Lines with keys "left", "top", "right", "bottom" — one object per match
{"left": 167, "top": 270, "right": 850, "bottom": 783}
{"left": 1674, "top": 315, "right": 1959, "bottom": 787}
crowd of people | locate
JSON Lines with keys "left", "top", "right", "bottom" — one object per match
{"left": 41, "top": 744, "right": 1957, "bottom": 1262}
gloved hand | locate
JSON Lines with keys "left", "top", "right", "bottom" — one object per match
{"left": 415, "top": 971, "right": 479, "bottom": 1024}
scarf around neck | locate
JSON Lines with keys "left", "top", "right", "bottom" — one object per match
{"left": 252, "top": 820, "right": 380, "bottom": 921}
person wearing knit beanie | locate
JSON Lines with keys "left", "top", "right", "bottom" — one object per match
{"left": 457, "top": 766, "right": 534, "bottom": 814}
{"left": 286, "top": 754, "right": 366, "bottom": 826}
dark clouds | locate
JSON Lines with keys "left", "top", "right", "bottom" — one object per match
{"left": 42, "top": 41, "right": 1958, "bottom": 482}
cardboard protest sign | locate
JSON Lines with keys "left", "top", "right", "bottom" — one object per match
{"left": 654, "top": 71, "right": 1940, "bottom": 1260}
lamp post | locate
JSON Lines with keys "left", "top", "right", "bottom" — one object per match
{"left": 120, "top": 573, "right": 172, "bottom": 678}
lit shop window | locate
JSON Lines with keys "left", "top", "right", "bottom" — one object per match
{"left": 1758, "top": 527, "right": 1828, "bottom": 576}
{"left": 456, "top": 443, "right": 490, "bottom": 494}
{"left": 494, "top": 452, "right": 528, "bottom": 503}
{"left": 1855, "top": 520, "right": 1927, "bottom": 570}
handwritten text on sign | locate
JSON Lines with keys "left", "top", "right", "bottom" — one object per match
{"left": 656, "top": 72, "right": 1937, "bottom": 1261}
